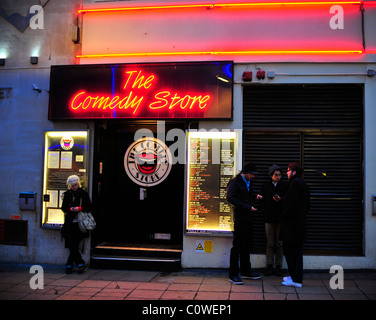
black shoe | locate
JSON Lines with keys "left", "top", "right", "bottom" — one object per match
{"left": 77, "top": 263, "right": 86, "bottom": 274}
{"left": 241, "top": 272, "right": 262, "bottom": 280}
{"left": 229, "top": 276, "right": 243, "bottom": 285}
{"left": 65, "top": 265, "right": 73, "bottom": 274}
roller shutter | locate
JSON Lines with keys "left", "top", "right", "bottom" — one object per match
{"left": 243, "top": 84, "right": 363, "bottom": 256}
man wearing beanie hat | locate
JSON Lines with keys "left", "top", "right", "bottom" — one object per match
{"left": 259, "top": 164, "right": 287, "bottom": 276}
{"left": 226, "top": 163, "right": 261, "bottom": 284}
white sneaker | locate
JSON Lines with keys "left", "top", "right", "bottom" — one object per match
{"left": 283, "top": 276, "right": 292, "bottom": 282}
{"left": 282, "top": 279, "right": 302, "bottom": 288}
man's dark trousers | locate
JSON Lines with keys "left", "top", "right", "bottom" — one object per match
{"left": 229, "top": 221, "right": 253, "bottom": 278}
{"left": 283, "top": 241, "right": 303, "bottom": 283}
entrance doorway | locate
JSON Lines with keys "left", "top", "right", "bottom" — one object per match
{"left": 91, "top": 122, "right": 186, "bottom": 269}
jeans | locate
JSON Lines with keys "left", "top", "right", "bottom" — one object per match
{"left": 229, "top": 221, "right": 253, "bottom": 277}
{"left": 265, "top": 223, "right": 283, "bottom": 267}
{"left": 283, "top": 241, "right": 304, "bottom": 283}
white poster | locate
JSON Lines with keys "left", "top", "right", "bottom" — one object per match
{"left": 47, "top": 209, "right": 64, "bottom": 224}
{"left": 46, "top": 190, "right": 58, "bottom": 208}
{"left": 60, "top": 151, "right": 73, "bottom": 169}
{"left": 47, "top": 151, "right": 60, "bottom": 169}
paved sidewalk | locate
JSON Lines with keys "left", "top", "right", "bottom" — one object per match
{"left": 0, "top": 263, "right": 375, "bottom": 301}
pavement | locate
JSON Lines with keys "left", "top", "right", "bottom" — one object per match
{"left": 1, "top": 263, "right": 375, "bottom": 302}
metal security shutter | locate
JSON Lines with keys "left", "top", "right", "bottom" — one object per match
{"left": 244, "top": 133, "right": 301, "bottom": 251}
{"left": 303, "top": 134, "right": 363, "bottom": 255}
{"left": 243, "top": 84, "right": 363, "bottom": 129}
{"left": 243, "top": 84, "right": 363, "bottom": 256}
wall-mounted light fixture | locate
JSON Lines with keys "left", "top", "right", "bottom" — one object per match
{"left": 216, "top": 75, "right": 230, "bottom": 83}
{"left": 30, "top": 56, "right": 38, "bottom": 64}
{"left": 32, "top": 83, "right": 41, "bottom": 93}
{"left": 0, "top": 59, "right": 5, "bottom": 66}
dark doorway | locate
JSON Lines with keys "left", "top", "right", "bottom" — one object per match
{"left": 92, "top": 121, "right": 186, "bottom": 247}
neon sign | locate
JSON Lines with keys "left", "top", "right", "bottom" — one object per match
{"left": 49, "top": 62, "right": 232, "bottom": 120}
{"left": 77, "top": 1, "right": 368, "bottom": 61}
{"left": 77, "top": 2, "right": 363, "bottom": 14}
{"left": 77, "top": 50, "right": 363, "bottom": 59}
{"left": 69, "top": 89, "right": 211, "bottom": 115}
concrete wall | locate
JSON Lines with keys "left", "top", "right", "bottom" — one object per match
{"left": 0, "top": 0, "right": 91, "bottom": 264}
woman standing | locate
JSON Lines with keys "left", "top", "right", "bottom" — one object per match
{"left": 61, "top": 175, "right": 92, "bottom": 274}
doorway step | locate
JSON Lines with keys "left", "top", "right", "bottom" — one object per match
{"left": 90, "top": 242, "right": 182, "bottom": 271}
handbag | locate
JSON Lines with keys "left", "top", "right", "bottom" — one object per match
{"left": 77, "top": 199, "right": 96, "bottom": 233}
{"left": 78, "top": 211, "right": 96, "bottom": 233}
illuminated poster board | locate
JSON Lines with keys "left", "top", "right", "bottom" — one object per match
{"left": 49, "top": 61, "right": 233, "bottom": 120}
{"left": 186, "top": 131, "right": 237, "bottom": 234}
{"left": 41, "top": 131, "right": 88, "bottom": 229}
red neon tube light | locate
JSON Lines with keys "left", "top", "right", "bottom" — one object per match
{"left": 77, "top": 50, "right": 363, "bottom": 59}
{"left": 77, "top": 1, "right": 363, "bottom": 14}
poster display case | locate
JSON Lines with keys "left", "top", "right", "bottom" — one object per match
{"left": 186, "top": 131, "right": 237, "bottom": 235}
{"left": 41, "top": 131, "right": 89, "bottom": 229}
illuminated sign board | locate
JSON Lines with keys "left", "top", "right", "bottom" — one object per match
{"left": 42, "top": 131, "right": 89, "bottom": 229}
{"left": 49, "top": 62, "right": 233, "bottom": 120}
{"left": 186, "top": 131, "right": 237, "bottom": 234}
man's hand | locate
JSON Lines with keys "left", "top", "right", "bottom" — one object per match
{"left": 251, "top": 206, "right": 257, "bottom": 211}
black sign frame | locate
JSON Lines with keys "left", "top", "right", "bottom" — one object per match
{"left": 49, "top": 61, "right": 233, "bottom": 120}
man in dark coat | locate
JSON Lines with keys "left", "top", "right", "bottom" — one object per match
{"left": 280, "top": 162, "right": 310, "bottom": 288}
{"left": 226, "top": 163, "right": 262, "bottom": 285}
{"left": 260, "top": 164, "right": 287, "bottom": 276}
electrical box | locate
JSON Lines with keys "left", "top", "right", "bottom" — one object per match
{"left": 72, "top": 25, "right": 80, "bottom": 43}
{"left": 19, "top": 192, "right": 36, "bottom": 210}
{"left": 373, "top": 195, "right": 376, "bottom": 216}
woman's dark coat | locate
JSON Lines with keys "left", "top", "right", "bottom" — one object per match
{"left": 61, "top": 188, "right": 92, "bottom": 247}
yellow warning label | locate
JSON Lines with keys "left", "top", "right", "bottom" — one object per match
{"left": 196, "top": 240, "right": 213, "bottom": 253}
{"left": 204, "top": 240, "right": 213, "bottom": 253}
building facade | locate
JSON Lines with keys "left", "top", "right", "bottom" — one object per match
{"left": 1, "top": 0, "right": 376, "bottom": 271}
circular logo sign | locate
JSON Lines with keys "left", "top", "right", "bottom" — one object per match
{"left": 124, "top": 137, "right": 172, "bottom": 187}
{"left": 60, "top": 136, "right": 74, "bottom": 150}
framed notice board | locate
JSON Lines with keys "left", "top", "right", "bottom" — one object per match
{"left": 41, "top": 131, "right": 89, "bottom": 229}
{"left": 186, "top": 131, "right": 238, "bottom": 234}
